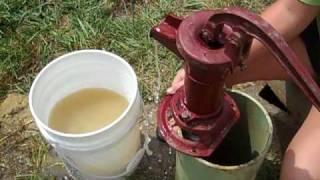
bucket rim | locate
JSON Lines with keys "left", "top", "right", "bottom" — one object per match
{"left": 29, "top": 49, "right": 139, "bottom": 138}
{"left": 193, "top": 89, "right": 273, "bottom": 170}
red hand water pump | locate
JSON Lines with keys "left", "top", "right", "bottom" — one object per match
{"left": 151, "top": 7, "right": 320, "bottom": 157}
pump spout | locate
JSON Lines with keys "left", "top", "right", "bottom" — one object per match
{"left": 150, "top": 14, "right": 183, "bottom": 58}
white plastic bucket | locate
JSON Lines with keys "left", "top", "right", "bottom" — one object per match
{"left": 29, "top": 50, "right": 144, "bottom": 179}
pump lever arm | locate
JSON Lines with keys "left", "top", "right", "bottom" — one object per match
{"left": 208, "top": 7, "right": 320, "bottom": 111}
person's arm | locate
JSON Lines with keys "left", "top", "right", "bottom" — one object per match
{"left": 263, "top": 0, "right": 319, "bottom": 41}
{"left": 225, "top": 0, "right": 320, "bottom": 86}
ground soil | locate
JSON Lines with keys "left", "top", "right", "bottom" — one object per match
{"left": 0, "top": 82, "right": 302, "bottom": 179}
{"left": 0, "top": 94, "right": 43, "bottom": 179}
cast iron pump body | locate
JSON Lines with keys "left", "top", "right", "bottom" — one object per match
{"left": 151, "top": 7, "right": 320, "bottom": 157}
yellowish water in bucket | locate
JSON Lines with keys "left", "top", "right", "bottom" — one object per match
{"left": 49, "top": 88, "right": 128, "bottom": 134}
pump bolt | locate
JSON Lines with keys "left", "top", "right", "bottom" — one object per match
{"left": 201, "top": 29, "right": 211, "bottom": 43}
{"left": 181, "top": 111, "right": 191, "bottom": 120}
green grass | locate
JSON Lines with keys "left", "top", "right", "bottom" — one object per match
{"left": 0, "top": 0, "right": 272, "bottom": 178}
{"left": 0, "top": 0, "right": 271, "bottom": 101}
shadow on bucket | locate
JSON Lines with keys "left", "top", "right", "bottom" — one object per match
{"left": 176, "top": 90, "right": 273, "bottom": 180}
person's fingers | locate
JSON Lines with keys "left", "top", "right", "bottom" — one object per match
{"left": 172, "top": 69, "right": 185, "bottom": 85}
{"left": 167, "top": 69, "right": 185, "bottom": 94}
{"left": 167, "top": 80, "right": 184, "bottom": 94}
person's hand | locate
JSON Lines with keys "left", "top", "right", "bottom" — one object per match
{"left": 167, "top": 68, "right": 185, "bottom": 94}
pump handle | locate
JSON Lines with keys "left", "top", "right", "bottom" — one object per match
{"left": 208, "top": 7, "right": 320, "bottom": 110}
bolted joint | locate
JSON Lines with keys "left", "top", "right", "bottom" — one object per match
{"left": 181, "top": 111, "right": 191, "bottom": 121}
{"left": 200, "top": 29, "right": 215, "bottom": 45}
{"left": 224, "top": 30, "right": 251, "bottom": 67}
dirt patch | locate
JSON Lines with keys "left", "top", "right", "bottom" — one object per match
{"left": 130, "top": 137, "right": 176, "bottom": 180}
{"left": 0, "top": 94, "right": 40, "bottom": 178}
{"left": 0, "top": 94, "right": 67, "bottom": 179}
